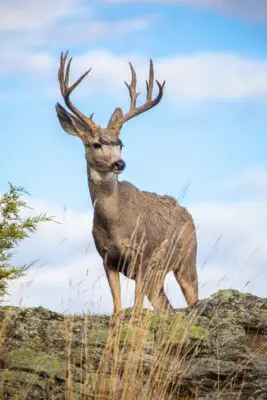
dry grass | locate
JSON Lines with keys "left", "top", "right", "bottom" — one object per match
{"left": 64, "top": 305, "right": 205, "bottom": 400}
{"left": 1, "top": 217, "right": 266, "bottom": 399}
{"left": 1, "top": 291, "right": 267, "bottom": 399}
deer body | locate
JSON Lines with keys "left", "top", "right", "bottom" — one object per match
{"left": 91, "top": 177, "right": 195, "bottom": 277}
{"left": 56, "top": 51, "right": 198, "bottom": 314}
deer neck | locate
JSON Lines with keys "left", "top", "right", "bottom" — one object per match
{"left": 87, "top": 167, "right": 120, "bottom": 222}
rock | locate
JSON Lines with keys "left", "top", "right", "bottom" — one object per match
{"left": 0, "top": 290, "right": 267, "bottom": 399}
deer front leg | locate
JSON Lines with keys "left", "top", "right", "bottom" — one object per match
{"left": 104, "top": 263, "right": 122, "bottom": 315}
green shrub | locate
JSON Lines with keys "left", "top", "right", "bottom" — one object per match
{"left": 0, "top": 183, "right": 52, "bottom": 298}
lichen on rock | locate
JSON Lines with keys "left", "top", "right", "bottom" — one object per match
{"left": 0, "top": 290, "right": 267, "bottom": 399}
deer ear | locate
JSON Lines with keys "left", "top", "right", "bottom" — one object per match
{"left": 55, "top": 103, "right": 87, "bottom": 137}
{"left": 107, "top": 107, "right": 123, "bottom": 129}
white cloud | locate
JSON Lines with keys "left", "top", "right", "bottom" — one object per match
{"left": 224, "top": 166, "right": 267, "bottom": 198}
{"left": 1, "top": 2, "right": 266, "bottom": 102}
{"left": 55, "top": 16, "right": 154, "bottom": 46}
{"left": 6, "top": 49, "right": 267, "bottom": 103}
{"left": 158, "top": 53, "right": 267, "bottom": 100}
{"left": 0, "top": 0, "right": 153, "bottom": 45}
{"left": 0, "top": 51, "right": 56, "bottom": 76}
{"left": 4, "top": 184, "right": 267, "bottom": 314}
{"left": 0, "top": 0, "right": 82, "bottom": 32}
{"left": 103, "top": 0, "right": 267, "bottom": 22}
{"left": 0, "top": 0, "right": 154, "bottom": 80}
{"left": 56, "top": 50, "right": 267, "bottom": 101}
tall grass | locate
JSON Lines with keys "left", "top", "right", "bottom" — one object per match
{"left": 65, "top": 306, "right": 205, "bottom": 399}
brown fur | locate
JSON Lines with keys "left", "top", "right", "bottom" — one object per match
{"left": 90, "top": 177, "right": 198, "bottom": 313}
{"left": 55, "top": 53, "right": 198, "bottom": 314}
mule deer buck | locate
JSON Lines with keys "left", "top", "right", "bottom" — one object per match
{"left": 56, "top": 51, "right": 198, "bottom": 314}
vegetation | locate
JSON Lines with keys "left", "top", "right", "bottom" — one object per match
{"left": 0, "top": 187, "right": 266, "bottom": 399}
{"left": 1, "top": 290, "right": 267, "bottom": 399}
{"left": 0, "top": 183, "right": 52, "bottom": 298}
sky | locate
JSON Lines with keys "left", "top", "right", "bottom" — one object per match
{"left": 1, "top": 0, "right": 267, "bottom": 314}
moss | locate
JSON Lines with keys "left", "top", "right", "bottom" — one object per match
{"left": 87, "top": 323, "right": 151, "bottom": 348}
{"left": 1, "top": 369, "right": 47, "bottom": 388}
{"left": 0, "top": 306, "right": 20, "bottom": 311}
{"left": 88, "top": 328, "right": 109, "bottom": 345}
{"left": 6, "top": 348, "right": 66, "bottom": 379}
{"left": 212, "top": 289, "right": 237, "bottom": 298}
{"left": 150, "top": 312, "right": 185, "bottom": 330}
{"left": 211, "top": 289, "right": 248, "bottom": 300}
{"left": 258, "top": 309, "right": 267, "bottom": 323}
{"left": 71, "top": 372, "right": 99, "bottom": 395}
{"left": 149, "top": 312, "right": 208, "bottom": 347}
{"left": 188, "top": 325, "right": 207, "bottom": 340}
{"left": 161, "top": 324, "right": 207, "bottom": 346}
{"left": 88, "top": 311, "right": 157, "bottom": 348}
{"left": 0, "top": 369, "right": 50, "bottom": 400}
{"left": 225, "top": 309, "right": 235, "bottom": 322}
{"left": 122, "top": 307, "right": 153, "bottom": 319}
{"left": 118, "top": 323, "right": 151, "bottom": 345}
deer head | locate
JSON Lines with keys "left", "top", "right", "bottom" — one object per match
{"left": 56, "top": 51, "right": 165, "bottom": 177}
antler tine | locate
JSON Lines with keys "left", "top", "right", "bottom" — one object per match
{"left": 112, "top": 59, "right": 165, "bottom": 131}
{"left": 58, "top": 51, "right": 67, "bottom": 96}
{"left": 58, "top": 51, "right": 98, "bottom": 133}
{"left": 146, "top": 59, "right": 154, "bottom": 101}
{"left": 65, "top": 56, "right": 72, "bottom": 87}
{"left": 124, "top": 62, "right": 140, "bottom": 111}
{"left": 68, "top": 68, "right": 92, "bottom": 94}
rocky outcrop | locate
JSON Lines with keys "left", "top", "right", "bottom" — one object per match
{"left": 0, "top": 290, "right": 267, "bottom": 399}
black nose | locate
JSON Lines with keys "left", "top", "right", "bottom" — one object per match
{"left": 113, "top": 159, "right": 126, "bottom": 171}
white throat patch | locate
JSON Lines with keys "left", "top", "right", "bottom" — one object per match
{"left": 89, "top": 168, "right": 117, "bottom": 183}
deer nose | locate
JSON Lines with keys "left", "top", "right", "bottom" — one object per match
{"left": 112, "top": 159, "right": 126, "bottom": 171}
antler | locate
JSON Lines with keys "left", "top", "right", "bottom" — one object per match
{"left": 112, "top": 60, "right": 165, "bottom": 131}
{"left": 58, "top": 51, "right": 98, "bottom": 133}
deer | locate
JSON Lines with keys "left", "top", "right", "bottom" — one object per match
{"left": 55, "top": 51, "right": 198, "bottom": 315}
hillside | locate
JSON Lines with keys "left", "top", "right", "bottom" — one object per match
{"left": 0, "top": 290, "right": 267, "bottom": 399}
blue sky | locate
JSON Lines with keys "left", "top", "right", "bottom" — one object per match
{"left": 1, "top": 0, "right": 267, "bottom": 313}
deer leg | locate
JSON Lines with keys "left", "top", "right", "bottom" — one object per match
{"left": 174, "top": 250, "right": 198, "bottom": 307}
{"left": 134, "top": 268, "right": 145, "bottom": 309}
{"left": 146, "top": 273, "right": 173, "bottom": 313}
{"left": 104, "top": 263, "right": 122, "bottom": 314}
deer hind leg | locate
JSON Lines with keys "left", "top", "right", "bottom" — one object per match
{"left": 134, "top": 267, "right": 145, "bottom": 309}
{"left": 174, "top": 248, "right": 198, "bottom": 307}
{"left": 145, "top": 272, "right": 174, "bottom": 313}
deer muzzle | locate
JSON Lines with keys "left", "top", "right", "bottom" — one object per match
{"left": 112, "top": 159, "right": 126, "bottom": 173}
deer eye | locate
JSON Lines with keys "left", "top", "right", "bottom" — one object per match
{"left": 92, "top": 143, "right": 102, "bottom": 150}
